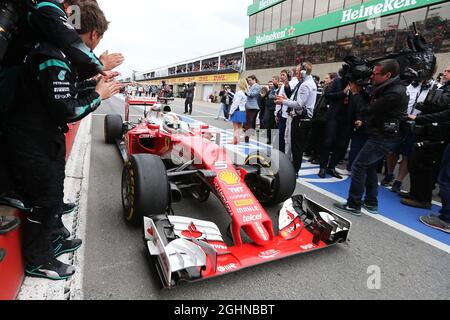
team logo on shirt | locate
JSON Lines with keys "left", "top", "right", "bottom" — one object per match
{"left": 58, "top": 70, "right": 67, "bottom": 81}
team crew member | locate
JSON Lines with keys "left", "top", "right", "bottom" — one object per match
{"left": 5, "top": 1, "right": 122, "bottom": 280}
{"left": 275, "top": 62, "right": 317, "bottom": 175}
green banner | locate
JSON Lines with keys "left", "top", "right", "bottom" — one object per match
{"left": 245, "top": 0, "right": 448, "bottom": 48}
{"left": 247, "top": 0, "right": 285, "bottom": 16}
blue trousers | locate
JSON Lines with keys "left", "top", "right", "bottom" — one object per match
{"left": 348, "top": 136, "right": 402, "bottom": 209}
{"left": 438, "top": 144, "right": 450, "bottom": 223}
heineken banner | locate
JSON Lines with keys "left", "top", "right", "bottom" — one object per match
{"left": 247, "top": 0, "right": 285, "bottom": 16}
{"left": 244, "top": 0, "right": 448, "bottom": 48}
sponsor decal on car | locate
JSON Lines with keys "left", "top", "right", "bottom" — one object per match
{"left": 214, "top": 181, "right": 233, "bottom": 216}
{"left": 228, "top": 186, "right": 245, "bottom": 194}
{"left": 243, "top": 213, "right": 263, "bottom": 223}
{"left": 258, "top": 249, "right": 281, "bottom": 260}
{"left": 181, "top": 222, "right": 203, "bottom": 239}
{"left": 300, "top": 244, "right": 317, "bottom": 251}
{"left": 218, "top": 170, "right": 240, "bottom": 186}
{"left": 255, "top": 222, "right": 269, "bottom": 241}
{"left": 217, "top": 263, "right": 237, "bottom": 273}
{"left": 209, "top": 242, "right": 229, "bottom": 252}
{"left": 229, "top": 193, "right": 253, "bottom": 201}
{"left": 237, "top": 205, "right": 260, "bottom": 215}
{"left": 234, "top": 199, "right": 254, "bottom": 207}
{"left": 214, "top": 161, "right": 228, "bottom": 170}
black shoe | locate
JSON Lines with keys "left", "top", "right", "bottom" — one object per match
{"left": 183, "top": 112, "right": 188, "bottom": 114}
{"left": 0, "top": 216, "right": 21, "bottom": 235}
{"left": 399, "top": 191, "right": 415, "bottom": 199}
{"left": 318, "top": 168, "right": 327, "bottom": 179}
{"left": 0, "top": 192, "right": 31, "bottom": 212}
{"left": 333, "top": 202, "right": 362, "bottom": 216}
{"left": 52, "top": 225, "right": 71, "bottom": 242}
{"left": 62, "top": 202, "right": 76, "bottom": 215}
{"left": 25, "top": 258, "right": 75, "bottom": 280}
{"left": 327, "top": 168, "right": 343, "bottom": 179}
{"left": 381, "top": 174, "right": 395, "bottom": 187}
{"left": 391, "top": 181, "right": 402, "bottom": 194}
{"left": 53, "top": 238, "right": 82, "bottom": 258}
{"left": 401, "top": 198, "right": 432, "bottom": 210}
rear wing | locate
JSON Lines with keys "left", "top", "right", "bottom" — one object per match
{"left": 125, "top": 95, "right": 158, "bottom": 121}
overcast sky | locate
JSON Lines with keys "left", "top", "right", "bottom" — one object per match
{"left": 95, "top": 0, "right": 251, "bottom": 79}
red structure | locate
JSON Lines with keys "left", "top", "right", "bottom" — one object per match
{"left": 0, "top": 121, "right": 81, "bottom": 300}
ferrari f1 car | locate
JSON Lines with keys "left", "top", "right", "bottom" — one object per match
{"left": 104, "top": 95, "right": 352, "bottom": 288}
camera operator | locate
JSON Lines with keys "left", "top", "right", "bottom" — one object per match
{"left": 334, "top": 59, "right": 409, "bottom": 216}
{"left": 275, "top": 62, "right": 317, "bottom": 175}
{"left": 184, "top": 82, "right": 195, "bottom": 115}
{"left": 401, "top": 66, "right": 450, "bottom": 210}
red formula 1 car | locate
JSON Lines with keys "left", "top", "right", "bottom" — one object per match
{"left": 104, "top": 96, "right": 352, "bottom": 288}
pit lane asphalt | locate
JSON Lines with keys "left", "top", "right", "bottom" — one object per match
{"left": 84, "top": 96, "right": 449, "bottom": 300}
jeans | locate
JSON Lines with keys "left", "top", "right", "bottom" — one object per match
{"left": 348, "top": 135, "right": 403, "bottom": 209}
{"left": 438, "top": 144, "right": 450, "bottom": 223}
{"left": 347, "top": 129, "right": 369, "bottom": 171}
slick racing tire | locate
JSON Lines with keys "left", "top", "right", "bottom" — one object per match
{"left": 104, "top": 114, "right": 123, "bottom": 144}
{"left": 122, "top": 154, "right": 169, "bottom": 226}
{"left": 244, "top": 149, "right": 296, "bottom": 207}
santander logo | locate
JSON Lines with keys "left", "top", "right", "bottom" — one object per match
{"left": 258, "top": 249, "right": 281, "bottom": 259}
{"left": 181, "top": 222, "right": 203, "bottom": 239}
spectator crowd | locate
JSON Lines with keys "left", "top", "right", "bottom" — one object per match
{"left": 220, "top": 60, "right": 450, "bottom": 234}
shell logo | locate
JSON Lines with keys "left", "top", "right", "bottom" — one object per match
{"left": 218, "top": 170, "right": 240, "bottom": 186}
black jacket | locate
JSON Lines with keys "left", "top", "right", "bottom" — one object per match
{"left": 324, "top": 77, "right": 348, "bottom": 122}
{"left": 7, "top": 41, "right": 101, "bottom": 139}
{"left": 416, "top": 82, "right": 450, "bottom": 124}
{"left": 360, "top": 77, "right": 408, "bottom": 137}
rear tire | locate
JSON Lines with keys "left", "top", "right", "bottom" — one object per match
{"left": 104, "top": 114, "right": 123, "bottom": 144}
{"left": 244, "top": 149, "right": 296, "bottom": 207}
{"left": 122, "top": 154, "right": 169, "bottom": 226}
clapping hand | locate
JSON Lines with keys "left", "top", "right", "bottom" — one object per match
{"left": 100, "top": 50, "right": 125, "bottom": 72}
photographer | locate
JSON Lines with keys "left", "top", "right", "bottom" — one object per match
{"left": 184, "top": 82, "right": 195, "bottom": 115}
{"left": 217, "top": 85, "right": 234, "bottom": 120}
{"left": 334, "top": 59, "right": 408, "bottom": 216}
{"left": 402, "top": 66, "right": 450, "bottom": 210}
{"left": 4, "top": 1, "right": 122, "bottom": 280}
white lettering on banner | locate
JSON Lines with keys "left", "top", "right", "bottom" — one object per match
{"left": 243, "top": 213, "right": 263, "bottom": 223}
{"left": 256, "top": 28, "right": 288, "bottom": 45}
{"left": 341, "top": 0, "right": 417, "bottom": 23}
{"left": 237, "top": 206, "right": 260, "bottom": 215}
{"left": 258, "top": 0, "right": 279, "bottom": 10}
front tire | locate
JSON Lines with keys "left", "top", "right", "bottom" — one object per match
{"left": 104, "top": 114, "right": 123, "bottom": 144}
{"left": 122, "top": 154, "right": 169, "bottom": 226}
{"left": 244, "top": 149, "right": 296, "bottom": 207}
